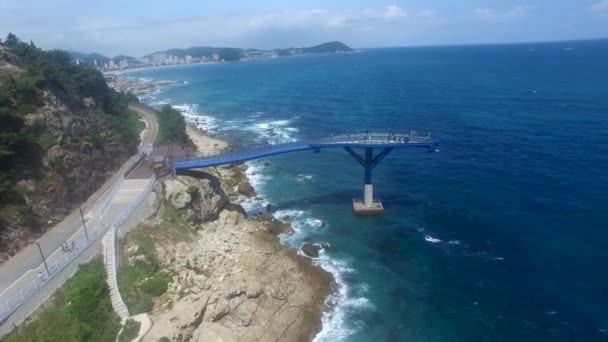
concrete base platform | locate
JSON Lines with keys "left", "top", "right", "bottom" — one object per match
{"left": 353, "top": 200, "right": 384, "bottom": 215}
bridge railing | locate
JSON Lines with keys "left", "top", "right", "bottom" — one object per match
{"left": 172, "top": 133, "right": 437, "bottom": 164}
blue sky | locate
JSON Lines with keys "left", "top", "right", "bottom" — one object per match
{"left": 1, "top": 0, "right": 607, "bottom": 56}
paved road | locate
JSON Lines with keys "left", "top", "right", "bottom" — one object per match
{"left": 0, "top": 105, "right": 158, "bottom": 293}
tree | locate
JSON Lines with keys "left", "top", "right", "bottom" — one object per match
{"left": 5, "top": 33, "right": 20, "bottom": 47}
{"left": 157, "top": 105, "right": 190, "bottom": 145}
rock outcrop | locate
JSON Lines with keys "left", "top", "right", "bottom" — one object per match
{"left": 160, "top": 175, "right": 228, "bottom": 224}
{"left": 140, "top": 171, "right": 333, "bottom": 342}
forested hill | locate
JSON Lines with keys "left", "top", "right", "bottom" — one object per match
{"left": 0, "top": 34, "right": 141, "bottom": 261}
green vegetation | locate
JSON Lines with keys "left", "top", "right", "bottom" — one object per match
{"left": 0, "top": 33, "right": 140, "bottom": 231}
{"left": 118, "top": 234, "right": 170, "bottom": 314}
{"left": 186, "top": 185, "right": 200, "bottom": 198}
{"left": 118, "top": 202, "right": 192, "bottom": 314}
{"left": 2, "top": 258, "right": 121, "bottom": 342}
{"left": 156, "top": 105, "right": 192, "bottom": 145}
{"left": 117, "top": 319, "right": 141, "bottom": 342}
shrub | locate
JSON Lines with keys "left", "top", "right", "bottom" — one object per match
{"left": 186, "top": 185, "right": 199, "bottom": 198}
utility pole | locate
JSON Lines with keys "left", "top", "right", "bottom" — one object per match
{"left": 36, "top": 242, "right": 50, "bottom": 276}
{"left": 79, "top": 206, "right": 89, "bottom": 241}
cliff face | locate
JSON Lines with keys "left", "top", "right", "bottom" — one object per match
{"left": 122, "top": 167, "right": 333, "bottom": 341}
{"left": 0, "top": 43, "right": 139, "bottom": 261}
{"left": 24, "top": 90, "right": 132, "bottom": 219}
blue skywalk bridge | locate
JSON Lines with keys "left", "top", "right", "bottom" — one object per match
{"left": 172, "top": 133, "right": 439, "bottom": 214}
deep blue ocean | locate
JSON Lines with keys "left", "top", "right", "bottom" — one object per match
{"left": 128, "top": 39, "right": 608, "bottom": 341}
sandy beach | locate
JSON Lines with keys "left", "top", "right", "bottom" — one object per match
{"left": 186, "top": 125, "right": 227, "bottom": 153}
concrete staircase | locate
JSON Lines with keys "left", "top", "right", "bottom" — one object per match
{"left": 102, "top": 226, "right": 129, "bottom": 320}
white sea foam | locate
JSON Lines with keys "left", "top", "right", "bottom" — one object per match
{"left": 245, "top": 119, "right": 299, "bottom": 144}
{"left": 236, "top": 162, "right": 271, "bottom": 215}
{"left": 296, "top": 174, "right": 314, "bottom": 182}
{"left": 305, "top": 218, "right": 326, "bottom": 229}
{"left": 150, "top": 99, "right": 170, "bottom": 106}
{"left": 274, "top": 209, "right": 305, "bottom": 221}
{"left": 448, "top": 240, "right": 461, "bottom": 245}
{"left": 312, "top": 254, "right": 372, "bottom": 341}
{"left": 425, "top": 235, "right": 442, "bottom": 243}
{"left": 173, "top": 103, "right": 219, "bottom": 133}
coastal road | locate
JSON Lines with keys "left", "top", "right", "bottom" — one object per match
{"left": 130, "top": 103, "right": 159, "bottom": 146}
{"left": 0, "top": 105, "right": 159, "bottom": 333}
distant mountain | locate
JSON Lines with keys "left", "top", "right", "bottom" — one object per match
{"left": 69, "top": 51, "right": 110, "bottom": 65}
{"left": 113, "top": 54, "right": 138, "bottom": 61}
{"left": 275, "top": 41, "right": 353, "bottom": 56}
{"left": 69, "top": 52, "right": 141, "bottom": 66}
{"left": 303, "top": 41, "right": 353, "bottom": 53}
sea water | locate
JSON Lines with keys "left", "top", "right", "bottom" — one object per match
{"left": 127, "top": 39, "right": 608, "bottom": 341}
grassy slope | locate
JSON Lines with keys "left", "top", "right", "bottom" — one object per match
{"left": 1, "top": 258, "right": 120, "bottom": 342}
{"left": 118, "top": 202, "right": 192, "bottom": 314}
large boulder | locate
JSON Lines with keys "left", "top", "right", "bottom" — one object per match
{"left": 237, "top": 181, "right": 255, "bottom": 197}
{"left": 161, "top": 175, "right": 229, "bottom": 223}
{"left": 163, "top": 178, "right": 192, "bottom": 209}
{"left": 193, "top": 178, "right": 228, "bottom": 222}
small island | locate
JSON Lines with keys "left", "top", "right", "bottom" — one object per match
{"left": 276, "top": 41, "right": 354, "bottom": 56}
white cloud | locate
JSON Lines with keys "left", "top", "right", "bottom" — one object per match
{"left": 0, "top": 5, "right": 449, "bottom": 55}
{"left": 588, "top": 0, "right": 608, "bottom": 16}
{"left": 384, "top": 5, "right": 407, "bottom": 19}
{"left": 473, "top": 5, "right": 531, "bottom": 23}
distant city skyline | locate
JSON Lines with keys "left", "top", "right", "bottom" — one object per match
{"left": 1, "top": 0, "right": 607, "bottom": 56}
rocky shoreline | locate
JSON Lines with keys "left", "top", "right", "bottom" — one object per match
{"left": 124, "top": 127, "right": 334, "bottom": 341}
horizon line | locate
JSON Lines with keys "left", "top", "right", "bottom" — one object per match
{"left": 69, "top": 36, "right": 608, "bottom": 58}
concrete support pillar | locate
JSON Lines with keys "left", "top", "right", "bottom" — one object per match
{"left": 364, "top": 149, "right": 374, "bottom": 207}
{"left": 364, "top": 184, "right": 373, "bottom": 207}
{"left": 345, "top": 146, "right": 391, "bottom": 214}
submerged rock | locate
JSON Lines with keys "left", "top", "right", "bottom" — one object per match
{"left": 301, "top": 243, "right": 322, "bottom": 258}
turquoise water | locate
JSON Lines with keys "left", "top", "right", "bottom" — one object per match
{"left": 129, "top": 40, "right": 608, "bottom": 341}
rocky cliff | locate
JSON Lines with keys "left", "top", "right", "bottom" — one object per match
{"left": 121, "top": 166, "right": 333, "bottom": 341}
{"left": 0, "top": 40, "right": 140, "bottom": 261}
